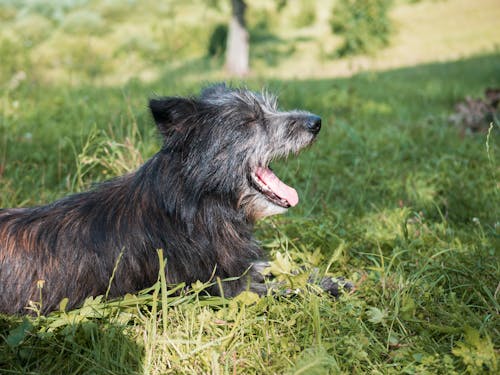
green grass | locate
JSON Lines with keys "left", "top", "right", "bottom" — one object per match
{"left": 1, "top": 53, "right": 498, "bottom": 374}
{"left": 1, "top": 0, "right": 499, "bottom": 373}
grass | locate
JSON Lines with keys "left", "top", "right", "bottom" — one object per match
{"left": 1, "top": 0, "right": 499, "bottom": 373}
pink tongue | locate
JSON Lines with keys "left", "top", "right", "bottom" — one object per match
{"left": 256, "top": 167, "right": 299, "bottom": 207}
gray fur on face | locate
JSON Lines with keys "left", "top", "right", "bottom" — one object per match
{"left": 168, "top": 83, "right": 321, "bottom": 219}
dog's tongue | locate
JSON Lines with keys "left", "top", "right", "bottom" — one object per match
{"left": 256, "top": 167, "right": 299, "bottom": 207}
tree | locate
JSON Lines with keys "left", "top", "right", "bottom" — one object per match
{"left": 225, "top": 0, "right": 249, "bottom": 76}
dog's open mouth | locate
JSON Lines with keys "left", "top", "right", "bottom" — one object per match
{"left": 251, "top": 167, "right": 299, "bottom": 208}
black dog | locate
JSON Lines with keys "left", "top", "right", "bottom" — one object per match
{"left": 0, "top": 84, "right": 343, "bottom": 315}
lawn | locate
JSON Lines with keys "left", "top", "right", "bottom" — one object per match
{"left": 0, "top": 0, "right": 499, "bottom": 374}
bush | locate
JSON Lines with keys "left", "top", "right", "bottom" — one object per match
{"left": 61, "top": 9, "right": 107, "bottom": 35}
{"left": 207, "top": 24, "right": 227, "bottom": 58}
{"left": 0, "top": 35, "right": 30, "bottom": 85}
{"left": 293, "top": 0, "right": 316, "bottom": 28}
{"left": 330, "top": 0, "right": 393, "bottom": 56}
{"left": 13, "top": 14, "right": 53, "bottom": 45}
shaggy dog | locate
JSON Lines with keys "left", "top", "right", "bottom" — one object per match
{"left": 0, "top": 84, "right": 344, "bottom": 315}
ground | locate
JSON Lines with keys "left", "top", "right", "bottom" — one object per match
{"left": 0, "top": 0, "right": 498, "bottom": 373}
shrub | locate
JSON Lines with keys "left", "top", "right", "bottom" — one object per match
{"left": 330, "top": 0, "right": 393, "bottom": 56}
{"left": 61, "top": 9, "right": 107, "bottom": 35}
{"left": 207, "top": 23, "right": 227, "bottom": 58}
{"left": 0, "top": 35, "right": 30, "bottom": 85}
{"left": 293, "top": 0, "right": 316, "bottom": 28}
{"left": 13, "top": 14, "right": 53, "bottom": 45}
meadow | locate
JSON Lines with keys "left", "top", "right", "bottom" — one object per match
{"left": 0, "top": 0, "right": 499, "bottom": 373}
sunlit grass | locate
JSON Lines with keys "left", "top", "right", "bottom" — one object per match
{"left": 1, "top": 53, "right": 498, "bottom": 373}
{"left": 0, "top": 0, "right": 499, "bottom": 373}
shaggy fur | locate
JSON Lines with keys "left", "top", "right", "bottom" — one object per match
{"left": 0, "top": 84, "right": 326, "bottom": 315}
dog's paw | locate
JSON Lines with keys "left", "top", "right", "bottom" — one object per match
{"left": 318, "top": 276, "right": 354, "bottom": 297}
{"left": 249, "top": 261, "right": 271, "bottom": 283}
{"left": 248, "top": 282, "right": 270, "bottom": 296}
{"left": 307, "top": 268, "right": 353, "bottom": 297}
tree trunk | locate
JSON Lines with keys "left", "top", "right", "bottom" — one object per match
{"left": 225, "top": 0, "right": 249, "bottom": 77}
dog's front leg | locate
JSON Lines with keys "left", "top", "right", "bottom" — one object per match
{"left": 245, "top": 262, "right": 354, "bottom": 298}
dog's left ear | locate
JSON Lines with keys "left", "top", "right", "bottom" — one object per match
{"left": 149, "top": 97, "right": 197, "bottom": 135}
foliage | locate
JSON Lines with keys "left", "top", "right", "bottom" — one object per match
{"left": 0, "top": 0, "right": 90, "bottom": 22}
{"left": 330, "top": 0, "right": 393, "bottom": 56}
{"left": 60, "top": 9, "right": 107, "bottom": 35}
{"left": 292, "top": 0, "right": 316, "bottom": 28}
{"left": 207, "top": 23, "right": 228, "bottom": 58}
{"left": 0, "top": 0, "right": 498, "bottom": 83}
{"left": 452, "top": 326, "right": 498, "bottom": 374}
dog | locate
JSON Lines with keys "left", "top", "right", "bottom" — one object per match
{"left": 0, "top": 84, "right": 345, "bottom": 315}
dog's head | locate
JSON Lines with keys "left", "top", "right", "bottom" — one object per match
{"left": 149, "top": 83, "right": 321, "bottom": 220}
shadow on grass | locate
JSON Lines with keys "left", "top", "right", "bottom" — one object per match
{"left": 0, "top": 314, "right": 142, "bottom": 374}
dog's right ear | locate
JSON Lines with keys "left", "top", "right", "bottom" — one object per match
{"left": 149, "top": 97, "right": 197, "bottom": 135}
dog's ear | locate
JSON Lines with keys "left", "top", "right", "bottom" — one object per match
{"left": 149, "top": 97, "right": 197, "bottom": 135}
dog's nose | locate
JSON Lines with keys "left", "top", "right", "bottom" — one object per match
{"left": 305, "top": 115, "right": 321, "bottom": 134}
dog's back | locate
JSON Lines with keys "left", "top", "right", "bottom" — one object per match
{"left": 0, "top": 180, "right": 160, "bottom": 314}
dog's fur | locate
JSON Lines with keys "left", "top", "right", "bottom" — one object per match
{"left": 0, "top": 84, "right": 325, "bottom": 314}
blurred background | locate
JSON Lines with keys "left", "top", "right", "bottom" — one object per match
{"left": 1, "top": 0, "right": 499, "bottom": 86}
